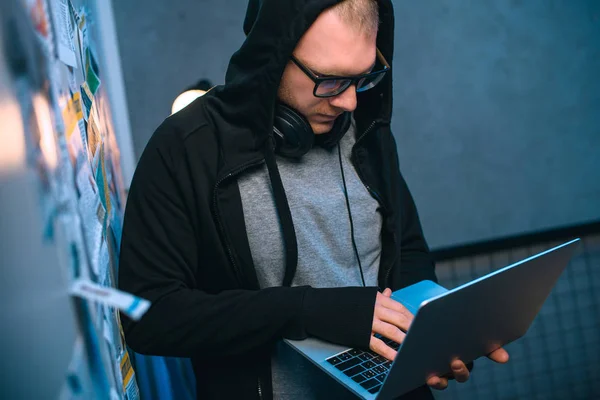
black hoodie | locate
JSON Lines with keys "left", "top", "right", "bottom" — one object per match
{"left": 119, "top": 0, "right": 436, "bottom": 398}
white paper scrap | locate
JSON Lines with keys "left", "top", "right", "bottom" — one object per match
{"left": 70, "top": 279, "right": 150, "bottom": 321}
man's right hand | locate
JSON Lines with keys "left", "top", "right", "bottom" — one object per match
{"left": 369, "top": 288, "right": 414, "bottom": 361}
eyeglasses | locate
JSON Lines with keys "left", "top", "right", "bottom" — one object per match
{"left": 290, "top": 48, "right": 390, "bottom": 98}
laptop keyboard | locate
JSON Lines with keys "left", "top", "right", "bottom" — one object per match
{"left": 325, "top": 337, "right": 400, "bottom": 395}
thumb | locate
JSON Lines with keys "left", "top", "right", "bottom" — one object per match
{"left": 382, "top": 288, "right": 392, "bottom": 297}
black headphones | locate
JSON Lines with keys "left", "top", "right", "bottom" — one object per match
{"left": 272, "top": 102, "right": 351, "bottom": 158}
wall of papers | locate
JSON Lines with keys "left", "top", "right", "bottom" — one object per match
{"left": 1, "top": 0, "right": 141, "bottom": 398}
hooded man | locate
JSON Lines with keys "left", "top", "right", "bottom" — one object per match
{"left": 118, "top": 1, "right": 508, "bottom": 398}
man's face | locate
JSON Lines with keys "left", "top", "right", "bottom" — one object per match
{"left": 278, "top": 10, "right": 377, "bottom": 134}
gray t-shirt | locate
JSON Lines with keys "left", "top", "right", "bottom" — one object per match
{"left": 238, "top": 117, "right": 383, "bottom": 399}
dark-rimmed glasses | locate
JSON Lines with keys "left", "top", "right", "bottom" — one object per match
{"left": 290, "top": 48, "right": 390, "bottom": 98}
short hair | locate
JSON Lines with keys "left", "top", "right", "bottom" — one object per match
{"left": 330, "top": 0, "right": 379, "bottom": 37}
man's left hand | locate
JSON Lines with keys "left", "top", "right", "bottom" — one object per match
{"left": 426, "top": 348, "right": 510, "bottom": 390}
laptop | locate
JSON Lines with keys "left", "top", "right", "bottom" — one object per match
{"left": 285, "top": 238, "right": 580, "bottom": 399}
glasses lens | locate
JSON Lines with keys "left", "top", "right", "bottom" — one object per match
{"left": 356, "top": 71, "right": 386, "bottom": 93}
{"left": 316, "top": 79, "right": 352, "bottom": 97}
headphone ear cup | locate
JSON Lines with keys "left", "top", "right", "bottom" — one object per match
{"left": 273, "top": 103, "right": 314, "bottom": 158}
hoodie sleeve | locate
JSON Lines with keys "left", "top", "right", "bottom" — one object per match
{"left": 118, "top": 129, "right": 378, "bottom": 359}
{"left": 387, "top": 133, "right": 438, "bottom": 290}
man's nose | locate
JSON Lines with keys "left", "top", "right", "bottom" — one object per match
{"left": 329, "top": 84, "right": 358, "bottom": 112}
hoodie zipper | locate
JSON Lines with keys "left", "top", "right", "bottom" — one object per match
{"left": 353, "top": 120, "right": 383, "bottom": 205}
{"left": 214, "top": 158, "right": 268, "bottom": 400}
{"left": 353, "top": 120, "right": 383, "bottom": 204}
{"left": 213, "top": 158, "right": 265, "bottom": 288}
{"left": 353, "top": 119, "right": 396, "bottom": 288}
{"left": 257, "top": 377, "right": 264, "bottom": 399}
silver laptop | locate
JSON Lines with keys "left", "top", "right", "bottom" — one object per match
{"left": 285, "top": 238, "right": 579, "bottom": 399}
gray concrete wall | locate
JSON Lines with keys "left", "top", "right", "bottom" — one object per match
{"left": 112, "top": 0, "right": 600, "bottom": 249}
{"left": 112, "top": 0, "right": 248, "bottom": 159}
{"left": 393, "top": 0, "right": 600, "bottom": 248}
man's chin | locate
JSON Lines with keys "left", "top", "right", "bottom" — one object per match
{"left": 311, "top": 120, "right": 336, "bottom": 134}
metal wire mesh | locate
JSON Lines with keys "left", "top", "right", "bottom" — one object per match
{"left": 433, "top": 234, "right": 600, "bottom": 400}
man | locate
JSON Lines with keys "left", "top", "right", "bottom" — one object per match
{"left": 119, "top": 0, "right": 508, "bottom": 399}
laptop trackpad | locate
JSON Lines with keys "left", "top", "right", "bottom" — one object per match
{"left": 285, "top": 337, "right": 350, "bottom": 362}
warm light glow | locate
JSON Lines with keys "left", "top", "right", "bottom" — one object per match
{"left": 171, "top": 89, "right": 206, "bottom": 114}
{"left": 0, "top": 98, "right": 27, "bottom": 175}
{"left": 32, "top": 93, "right": 58, "bottom": 170}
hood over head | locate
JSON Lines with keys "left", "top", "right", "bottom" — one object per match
{"left": 203, "top": 0, "right": 395, "bottom": 170}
